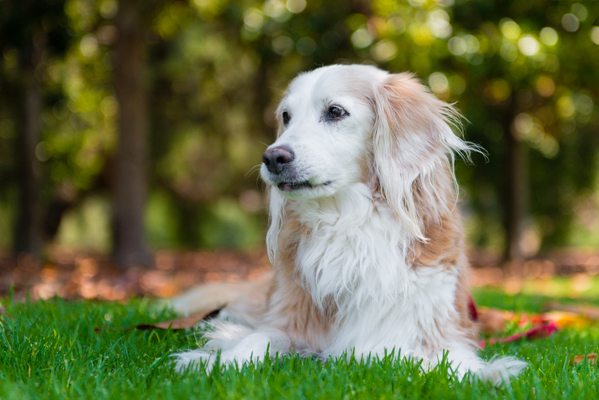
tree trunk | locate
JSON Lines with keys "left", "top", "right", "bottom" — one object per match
{"left": 112, "top": 0, "right": 150, "bottom": 268}
{"left": 13, "top": 49, "right": 43, "bottom": 257}
{"left": 503, "top": 108, "right": 528, "bottom": 262}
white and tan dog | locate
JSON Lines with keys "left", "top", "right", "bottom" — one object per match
{"left": 173, "top": 65, "right": 526, "bottom": 384}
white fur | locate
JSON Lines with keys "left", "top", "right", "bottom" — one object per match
{"left": 173, "top": 65, "right": 526, "bottom": 384}
{"left": 293, "top": 183, "right": 410, "bottom": 311}
{"left": 174, "top": 325, "right": 290, "bottom": 373}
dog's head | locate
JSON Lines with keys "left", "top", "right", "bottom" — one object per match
{"left": 261, "top": 65, "right": 472, "bottom": 240}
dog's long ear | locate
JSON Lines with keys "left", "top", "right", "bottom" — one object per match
{"left": 372, "top": 73, "right": 473, "bottom": 241}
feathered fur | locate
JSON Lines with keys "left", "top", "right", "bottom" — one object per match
{"left": 172, "top": 65, "right": 526, "bottom": 385}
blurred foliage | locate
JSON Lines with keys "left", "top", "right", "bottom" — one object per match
{"left": 1, "top": 0, "right": 599, "bottom": 253}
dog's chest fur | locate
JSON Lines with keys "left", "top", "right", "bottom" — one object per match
{"left": 287, "top": 183, "right": 460, "bottom": 358}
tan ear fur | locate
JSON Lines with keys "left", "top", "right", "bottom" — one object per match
{"left": 372, "top": 73, "right": 471, "bottom": 241}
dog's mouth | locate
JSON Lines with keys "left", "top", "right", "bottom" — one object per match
{"left": 277, "top": 180, "right": 332, "bottom": 192}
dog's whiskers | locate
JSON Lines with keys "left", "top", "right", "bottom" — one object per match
{"left": 245, "top": 164, "right": 262, "bottom": 179}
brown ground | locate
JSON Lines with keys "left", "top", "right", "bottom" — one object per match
{"left": 1, "top": 248, "right": 599, "bottom": 302}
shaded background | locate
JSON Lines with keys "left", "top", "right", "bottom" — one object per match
{"left": 1, "top": 0, "right": 599, "bottom": 271}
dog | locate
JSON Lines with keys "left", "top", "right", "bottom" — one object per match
{"left": 172, "top": 65, "right": 526, "bottom": 384}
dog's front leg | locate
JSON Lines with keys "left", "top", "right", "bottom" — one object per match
{"left": 174, "top": 328, "right": 291, "bottom": 373}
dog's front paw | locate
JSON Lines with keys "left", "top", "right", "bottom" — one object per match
{"left": 173, "top": 350, "right": 215, "bottom": 373}
{"left": 172, "top": 349, "right": 254, "bottom": 373}
{"left": 216, "top": 349, "right": 258, "bottom": 369}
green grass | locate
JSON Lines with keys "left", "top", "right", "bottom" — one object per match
{"left": 1, "top": 290, "right": 599, "bottom": 399}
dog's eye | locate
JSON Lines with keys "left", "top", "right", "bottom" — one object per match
{"left": 327, "top": 106, "right": 346, "bottom": 120}
{"left": 282, "top": 111, "right": 290, "bottom": 125}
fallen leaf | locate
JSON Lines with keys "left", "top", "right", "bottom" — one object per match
{"left": 94, "top": 305, "right": 224, "bottom": 333}
{"left": 0, "top": 249, "right": 272, "bottom": 302}
{"left": 545, "top": 302, "right": 599, "bottom": 320}
{"left": 523, "top": 322, "right": 560, "bottom": 340}
{"left": 134, "top": 306, "right": 224, "bottom": 330}
{"left": 481, "top": 321, "right": 560, "bottom": 349}
{"left": 570, "top": 353, "right": 597, "bottom": 365}
{"left": 543, "top": 311, "right": 590, "bottom": 329}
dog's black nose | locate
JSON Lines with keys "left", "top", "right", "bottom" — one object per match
{"left": 262, "top": 146, "right": 294, "bottom": 174}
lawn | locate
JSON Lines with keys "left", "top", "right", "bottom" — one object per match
{"left": 1, "top": 287, "right": 599, "bottom": 399}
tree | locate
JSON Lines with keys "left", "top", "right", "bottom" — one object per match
{"left": 1, "top": 0, "right": 598, "bottom": 263}
{"left": 111, "top": 0, "right": 152, "bottom": 267}
{"left": 0, "top": 0, "right": 69, "bottom": 257}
